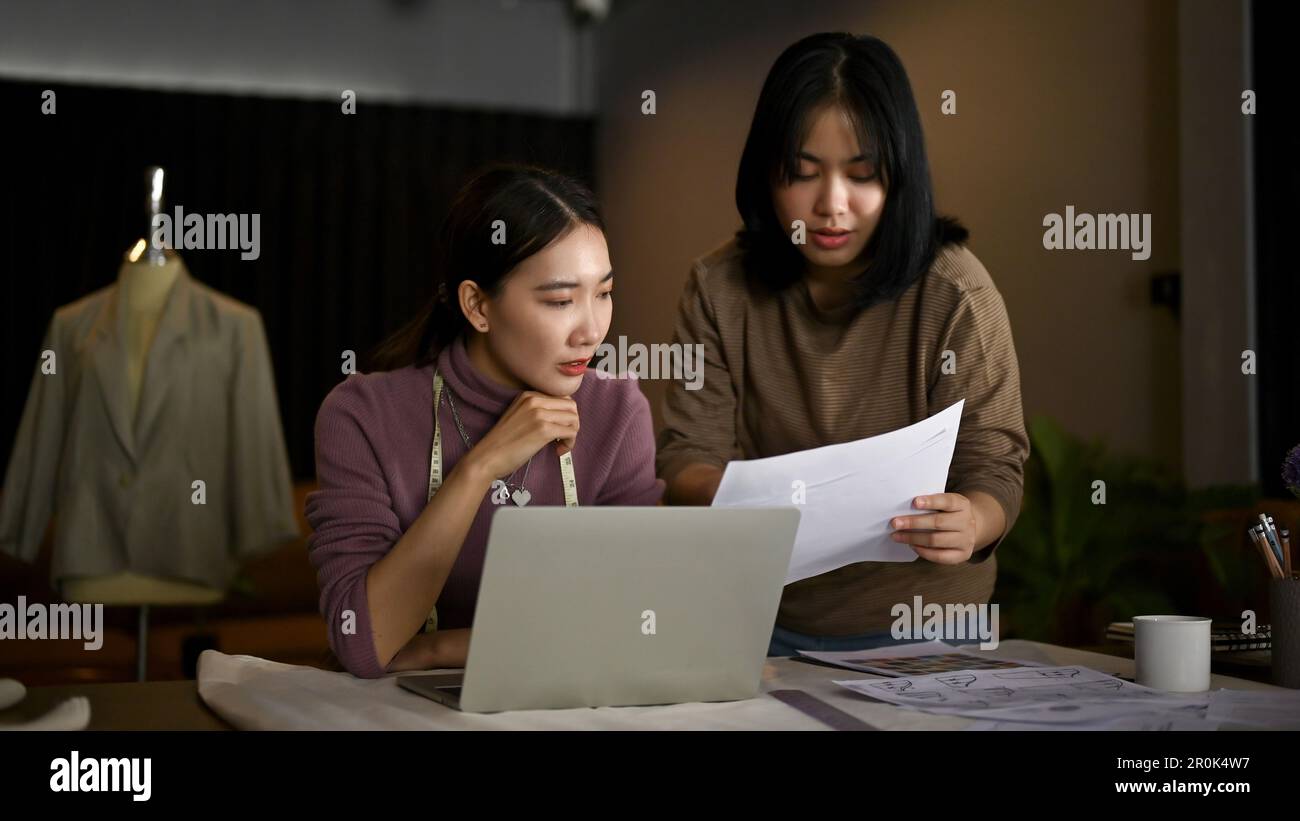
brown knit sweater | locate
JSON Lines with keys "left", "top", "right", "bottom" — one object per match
{"left": 656, "top": 237, "right": 1029, "bottom": 636}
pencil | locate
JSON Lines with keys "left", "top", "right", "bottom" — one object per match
{"left": 1259, "top": 514, "right": 1287, "bottom": 570}
{"left": 1283, "top": 528, "right": 1293, "bottom": 579}
{"left": 1251, "top": 525, "right": 1284, "bottom": 578}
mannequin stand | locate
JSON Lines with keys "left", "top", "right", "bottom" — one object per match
{"left": 63, "top": 573, "right": 224, "bottom": 682}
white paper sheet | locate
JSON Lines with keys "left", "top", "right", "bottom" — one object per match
{"left": 835, "top": 665, "right": 1211, "bottom": 725}
{"left": 713, "top": 399, "right": 965, "bottom": 583}
{"left": 799, "top": 640, "right": 1046, "bottom": 676}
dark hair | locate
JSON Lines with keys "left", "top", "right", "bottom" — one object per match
{"left": 365, "top": 163, "right": 605, "bottom": 372}
{"left": 734, "top": 32, "right": 968, "bottom": 308}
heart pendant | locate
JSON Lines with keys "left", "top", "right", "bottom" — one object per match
{"left": 510, "top": 488, "right": 532, "bottom": 506}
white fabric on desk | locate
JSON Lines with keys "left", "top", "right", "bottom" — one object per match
{"left": 196, "top": 640, "right": 1279, "bottom": 731}
{"left": 198, "top": 651, "right": 832, "bottom": 730}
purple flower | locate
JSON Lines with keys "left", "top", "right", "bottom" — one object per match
{"left": 1284, "top": 444, "right": 1300, "bottom": 499}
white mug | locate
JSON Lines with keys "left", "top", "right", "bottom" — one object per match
{"left": 1133, "top": 615, "right": 1211, "bottom": 692}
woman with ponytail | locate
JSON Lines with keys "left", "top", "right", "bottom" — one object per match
{"left": 306, "top": 164, "right": 663, "bottom": 678}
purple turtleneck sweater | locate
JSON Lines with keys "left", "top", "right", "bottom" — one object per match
{"left": 305, "top": 334, "right": 665, "bottom": 678}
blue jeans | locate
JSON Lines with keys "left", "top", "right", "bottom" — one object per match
{"left": 766, "top": 623, "right": 988, "bottom": 657}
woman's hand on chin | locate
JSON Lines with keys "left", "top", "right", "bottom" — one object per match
{"left": 462, "top": 392, "right": 579, "bottom": 479}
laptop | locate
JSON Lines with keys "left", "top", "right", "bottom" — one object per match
{"left": 397, "top": 506, "right": 799, "bottom": 713}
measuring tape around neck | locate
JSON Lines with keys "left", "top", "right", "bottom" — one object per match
{"left": 423, "top": 369, "right": 579, "bottom": 633}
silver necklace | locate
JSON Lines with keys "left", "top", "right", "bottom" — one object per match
{"left": 444, "top": 384, "right": 533, "bottom": 506}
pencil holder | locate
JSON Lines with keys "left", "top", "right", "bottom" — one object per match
{"left": 1271, "top": 578, "right": 1300, "bottom": 688}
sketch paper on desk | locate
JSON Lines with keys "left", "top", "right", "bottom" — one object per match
{"left": 835, "top": 665, "right": 1211, "bottom": 725}
{"left": 800, "top": 640, "right": 1046, "bottom": 677}
{"left": 712, "top": 399, "right": 964, "bottom": 583}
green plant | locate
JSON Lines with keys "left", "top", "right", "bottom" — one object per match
{"left": 993, "top": 416, "right": 1258, "bottom": 645}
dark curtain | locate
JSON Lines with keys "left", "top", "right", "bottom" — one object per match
{"left": 1251, "top": 7, "right": 1299, "bottom": 496}
{"left": 0, "top": 79, "right": 595, "bottom": 482}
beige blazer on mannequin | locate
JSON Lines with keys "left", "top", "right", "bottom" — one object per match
{"left": 0, "top": 260, "right": 299, "bottom": 591}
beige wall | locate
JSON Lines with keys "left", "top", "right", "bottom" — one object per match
{"left": 595, "top": 0, "right": 1184, "bottom": 470}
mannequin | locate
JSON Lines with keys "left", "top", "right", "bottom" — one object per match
{"left": 59, "top": 168, "right": 223, "bottom": 680}
{"left": 59, "top": 246, "right": 224, "bottom": 608}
